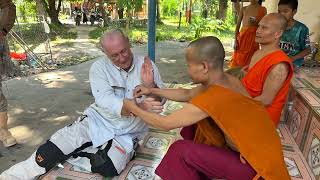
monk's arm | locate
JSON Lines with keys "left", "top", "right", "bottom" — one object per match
{"left": 253, "top": 63, "right": 289, "bottom": 106}
{"left": 124, "top": 100, "right": 208, "bottom": 131}
{"left": 234, "top": 7, "right": 244, "bottom": 38}
{"left": 136, "top": 85, "right": 206, "bottom": 102}
{"left": 291, "top": 48, "right": 311, "bottom": 62}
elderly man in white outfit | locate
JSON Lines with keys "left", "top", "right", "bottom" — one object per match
{"left": 0, "top": 29, "right": 165, "bottom": 180}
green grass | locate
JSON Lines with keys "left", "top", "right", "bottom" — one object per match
{"left": 49, "top": 24, "right": 78, "bottom": 40}
{"left": 89, "top": 16, "right": 235, "bottom": 44}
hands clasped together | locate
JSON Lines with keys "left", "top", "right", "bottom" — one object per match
{"left": 123, "top": 57, "right": 163, "bottom": 117}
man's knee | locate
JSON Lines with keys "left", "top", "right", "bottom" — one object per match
{"left": 35, "top": 140, "right": 68, "bottom": 172}
{"left": 167, "top": 140, "right": 192, "bottom": 156}
{"left": 170, "top": 140, "right": 190, "bottom": 149}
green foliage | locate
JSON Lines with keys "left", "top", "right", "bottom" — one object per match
{"left": 190, "top": 17, "right": 211, "bottom": 38}
{"left": 49, "top": 24, "right": 78, "bottom": 40}
{"left": 117, "top": 0, "right": 144, "bottom": 13}
{"left": 89, "top": 16, "right": 234, "bottom": 45}
{"left": 15, "top": 0, "right": 37, "bottom": 22}
{"left": 161, "top": 0, "right": 181, "bottom": 16}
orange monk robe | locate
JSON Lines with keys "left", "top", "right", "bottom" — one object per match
{"left": 191, "top": 85, "right": 290, "bottom": 180}
{"left": 242, "top": 50, "right": 294, "bottom": 125}
{"left": 230, "top": 6, "right": 267, "bottom": 68}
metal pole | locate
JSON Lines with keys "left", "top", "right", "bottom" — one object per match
{"left": 148, "top": 0, "right": 156, "bottom": 62}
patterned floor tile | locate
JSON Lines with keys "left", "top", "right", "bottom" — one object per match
{"left": 286, "top": 94, "right": 311, "bottom": 147}
{"left": 279, "top": 123, "right": 316, "bottom": 179}
{"left": 40, "top": 162, "right": 106, "bottom": 180}
{"left": 117, "top": 159, "right": 161, "bottom": 180}
{"left": 306, "top": 77, "right": 320, "bottom": 89}
{"left": 297, "top": 89, "right": 320, "bottom": 107}
{"left": 303, "top": 116, "right": 320, "bottom": 179}
{"left": 136, "top": 132, "right": 178, "bottom": 159}
{"left": 278, "top": 123, "right": 297, "bottom": 147}
{"left": 292, "top": 77, "right": 309, "bottom": 89}
{"left": 283, "top": 150, "right": 316, "bottom": 180}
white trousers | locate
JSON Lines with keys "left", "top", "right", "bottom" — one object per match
{"left": 0, "top": 116, "right": 134, "bottom": 180}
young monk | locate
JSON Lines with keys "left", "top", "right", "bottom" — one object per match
{"left": 230, "top": 0, "right": 267, "bottom": 67}
{"left": 123, "top": 36, "right": 290, "bottom": 180}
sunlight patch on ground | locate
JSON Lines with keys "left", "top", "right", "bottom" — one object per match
{"left": 9, "top": 126, "right": 43, "bottom": 145}
{"left": 37, "top": 71, "right": 77, "bottom": 83}
{"left": 52, "top": 115, "right": 71, "bottom": 123}
{"left": 159, "top": 58, "right": 177, "bottom": 64}
{"left": 12, "top": 107, "right": 24, "bottom": 115}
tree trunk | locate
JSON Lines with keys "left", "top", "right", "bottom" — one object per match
{"left": 98, "top": 0, "right": 106, "bottom": 22}
{"left": 202, "top": 9, "right": 208, "bottom": 18}
{"left": 216, "top": 0, "right": 228, "bottom": 20}
{"left": 42, "top": 0, "right": 62, "bottom": 25}
{"left": 125, "top": 10, "right": 132, "bottom": 31}
{"left": 201, "top": 0, "right": 209, "bottom": 18}
{"left": 118, "top": 8, "right": 124, "bottom": 19}
{"left": 156, "top": 0, "right": 163, "bottom": 24}
{"left": 186, "top": 0, "right": 192, "bottom": 24}
{"left": 36, "top": 0, "right": 48, "bottom": 22}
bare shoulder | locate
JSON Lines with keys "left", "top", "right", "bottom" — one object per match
{"left": 271, "top": 62, "right": 290, "bottom": 73}
{"left": 190, "top": 85, "right": 207, "bottom": 97}
{"left": 268, "top": 62, "right": 290, "bottom": 80}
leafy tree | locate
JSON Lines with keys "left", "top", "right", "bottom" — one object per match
{"left": 156, "top": 0, "right": 163, "bottom": 24}
{"left": 161, "top": 0, "right": 180, "bottom": 17}
{"left": 117, "top": 0, "right": 143, "bottom": 29}
{"left": 216, "top": 0, "right": 228, "bottom": 20}
{"left": 15, "top": 0, "right": 37, "bottom": 22}
{"left": 117, "top": 0, "right": 143, "bottom": 18}
{"left": 35, "top": 0, "right": 81, "bottom": 25}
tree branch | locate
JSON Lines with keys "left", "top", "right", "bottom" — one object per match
{"left": 41, "top": 0, "right": 50, "bottom": 15}
{"left": 57, "top": 0, "right": 62, "bottom": 13}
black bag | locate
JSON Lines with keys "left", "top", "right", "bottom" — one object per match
{"left": 74, "top": 139, "right": 119, "bottom": 177}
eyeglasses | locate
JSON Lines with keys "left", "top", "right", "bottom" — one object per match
{"left": 109, "top": 47, "right": 130, "bottom": 62}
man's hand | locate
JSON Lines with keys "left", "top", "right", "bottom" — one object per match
{"left": 0, "top": 31, "right": 6, "bottom": 39}
{"left": 141, "top": 56, "right": 155, "bottom": 88}
{"left": 241, "top": 65, "right": 249, "bottom": 73}
{"left": 123, "top": 99, "right": 137, "bottom": 116}
{"left": 134, "top": 85, "right": 152, "bottom": 98}
{"left": 138, "top": 97, "right": 163, "bottom": 113}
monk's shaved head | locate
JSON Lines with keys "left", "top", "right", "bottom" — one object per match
{"left": 256, "top": 13, "right": 288, "bottom": 45}
{"left": 187, "top": 36, "right": 225, "bottom": 69}
{"left": 263, "top": 13, "right": 288, "bottom": 31}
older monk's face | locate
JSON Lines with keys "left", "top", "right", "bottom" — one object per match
{"left": 255, "top": 15, "right": 282, "bottom": 45}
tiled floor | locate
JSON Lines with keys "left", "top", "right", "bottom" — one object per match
{"left": 288, "top": 68, "right": 320, "bottom": 179}
{"left": 279, "top": 124, "right": 316, "bottom": 180}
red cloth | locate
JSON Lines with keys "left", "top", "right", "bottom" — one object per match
{"left": 10, "top": 52, "right": 27, "bottom": 61}
{"left": 242, "top": 50, "right": 294, "bottom": 125}
{"left": 230, "top": 27, "right": 259, "bottom": 67}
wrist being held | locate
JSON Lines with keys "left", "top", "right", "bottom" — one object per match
{"left": 144, "top": 82, "right": 156, "bottom": 88}
{"left": 0, "top": 31, "right": 6, "bottom": 38}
